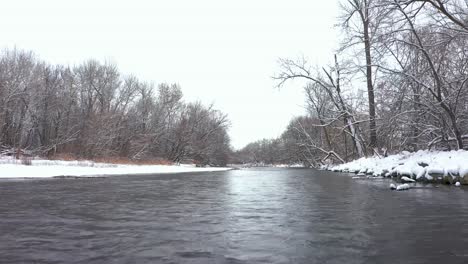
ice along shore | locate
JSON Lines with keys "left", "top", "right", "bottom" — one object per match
{"left": 327, "top": 150, "right": 468, "bottom": 185}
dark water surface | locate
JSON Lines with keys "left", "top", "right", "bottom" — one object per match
{"left": 1, "top": 168, "right": 467, "bottom": 263}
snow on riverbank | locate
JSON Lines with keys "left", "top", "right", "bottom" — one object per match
{"left": 328, "top": 150, "right": 468, "bottom": 184}
{"left": 0, "top": 157, "right": 231, "bottom": 179}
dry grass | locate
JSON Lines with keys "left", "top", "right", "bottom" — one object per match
{"left": 49, "top": 153, "right": 78, "bottom": 161}
{"left": 49, "top": 153, "right": 173, "bottom": 166}
{"left": 20, "top": 156, "right": 32, "bottom": 166}
{"left": 93, "top": 157, "right": 173, "bottom": 166}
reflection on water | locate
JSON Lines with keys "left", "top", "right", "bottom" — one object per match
{"left": 0, "top": 168, "right": 467, "bottom": 263}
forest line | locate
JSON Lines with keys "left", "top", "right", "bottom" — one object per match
{"left": 0, "top": 50, "right": 231, "bottom": 166}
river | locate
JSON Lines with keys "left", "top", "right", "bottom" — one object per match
{"left": 0, "top": 168, "right": 467, "bottom": 263}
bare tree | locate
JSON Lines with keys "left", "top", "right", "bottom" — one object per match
{"left": 377, "top": 0, "right": 468, "bottom": 149}
{"left": 339, "top": 0, "right": 388, "bottom": 149}
{"left": 275, "top": 56, "right": 367, "bottom": 158}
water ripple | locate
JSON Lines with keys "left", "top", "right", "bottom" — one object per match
{"left": 0, "top": 168, "right": 467, "bottom": 263}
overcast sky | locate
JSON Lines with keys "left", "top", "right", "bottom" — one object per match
{"left": 1, "top": 0, "right": 340, "bottom": 149}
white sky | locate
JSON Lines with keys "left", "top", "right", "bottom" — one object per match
{"left": 0, "top": 0, "right": 340, "bottom": 149}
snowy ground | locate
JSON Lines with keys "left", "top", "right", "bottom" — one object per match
{"left": 328, "top": 150, "right": 468, "bottom": 184}
{"left": 0, "top": 157, "right": 231, "bottom": 179}
{"left": 273, "top": 164, "right": 306, "bottom": 168}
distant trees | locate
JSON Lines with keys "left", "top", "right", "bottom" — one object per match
{"left": 233, "top": 138, "right": 284, "bottom": 165}
{"left": 0, "top": 49, "right": 231, "bottom": 166}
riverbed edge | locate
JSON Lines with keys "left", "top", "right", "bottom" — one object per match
{"left": 0, "top": 158, "right": 233, "bottom": 179}
{"left": 323, "top": 150, "right": 468, "bottom": 185}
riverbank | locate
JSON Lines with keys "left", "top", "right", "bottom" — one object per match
{"left": 0, "top": 157, "right": 231, "bottom": 179}
{"left": 326, "top": 150, "right": 468, "bottom": 185}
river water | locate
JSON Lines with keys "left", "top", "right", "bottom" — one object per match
{"left": 0, "top": 168, "right": 467, "bottom": 263}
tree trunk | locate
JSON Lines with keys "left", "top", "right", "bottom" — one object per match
{"left": 346, "top": 115, "right": 366, "bottom": 157}
{"left": 363, "top": 19, "right": 377, "bottom": 148}
{"left": 447, "top": 109, "right": 464, "bottom": 149}
{"left": 319, "top": 117, "right": 332, "bottom": 150}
